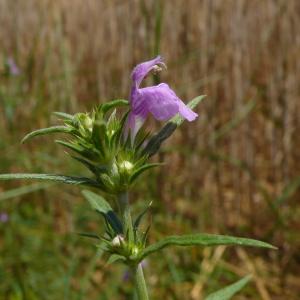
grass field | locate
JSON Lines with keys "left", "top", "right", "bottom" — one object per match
{"left": 1, "top": 1, "right": 300, "bottom": 299}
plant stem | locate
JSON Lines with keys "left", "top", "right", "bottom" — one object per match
{"left": 119, "top": 192, "right": 134, "bottom": 242}
{"left": 118, "top": 192, "right": 150, "bottom": 299}
{"left": 134, "top": 263, "right": 149, "bottom": 300}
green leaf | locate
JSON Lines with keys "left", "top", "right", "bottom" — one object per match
{"left": 129, "top": 163, "right": 162, "bottom": 184}
{"left": 82, "top": 190, "right": 123, "bottom": 234}
{"left": 142, "top": 123, "right": 177, "bottom": 157}
{"left": 204, "top": 275, "right": 252, "bottom": 300}
{"left": 141, "top": 225, "right": 151, "bottom": 247}
{"left": 77, "top": 232, "right": 100, "bottom": 240}
{"left": 21, "top": 126, "right": 73, "bottom": 144}
{"left": 52, "top": 111, "right": 74, "bottom": 121}
{"left": 56, "top": 140, "right": 84, "bottom": 153}
{"left": 83, "top": 190, "right": 112, "bottom": 212}
{"left": 110, "top": 110, "right": 130, "bottom": 150}
{"left": 106, "top": 254, "right": 126, "bottom": 265}
{"left": 137, "top": 234, "right": 276, "bottom": 261}
{"left": 101, "top": 99, "right": 129, "bottom": 114}
{"left": 55, "top": 140, "right": 101, "bottom": 162}
{"left": 142, "top": 95, "right": 205, "bottom": 156}
{"left": 102, "top": 211, "right": 124, "bottom": 234}
{"left": 70, "top": 155, "right": 106, "bottom": 175}
{"left": 0, "top": 173, "right": 100, "bottom": 187}
{"left": 134, "top": 201, "right": 152, "bottom": 230}
{"left": 91, "top": 120, "right": 106, "bottom": 155}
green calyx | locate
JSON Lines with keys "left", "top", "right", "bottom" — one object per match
{"left": 105, "top": 235, "right": 144, "bottom": 263}
{"left": 15, "top": 97, "right": 204, "bottom": 194}
{"left": 82, "top": 190, "right": 151, "bottom": 265}
{"left": 21, "top": 99, "right": 161, "bottom": 194}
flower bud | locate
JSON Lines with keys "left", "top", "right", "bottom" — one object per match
{"left": 119, "top": 161, "right": 134, "bottom": 173}
{"left": 131, "top": 246, "right": 139, "bottom": 257}
{"left": 112, "top": 234, "right": 125, "bottom": 247}
{"left": 83, "top": 115, "right": 93, "bottom": 132}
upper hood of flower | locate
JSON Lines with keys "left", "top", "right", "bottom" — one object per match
{"left": 131, "top": 56, "right": 166, "bottom": 88}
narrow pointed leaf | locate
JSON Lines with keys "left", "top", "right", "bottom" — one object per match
{"left": 134, "top": 202, "right": 152, "bottom": 230}
{"left": 77, "top": 232, "right": 100, "bottom": 240}
{"left": 21, "top": 126, "right": 73, "bottom": 144}
{"left": 135, "top": 131, "right": 151, "bottom": 153}
{"left": 137, "top": 234, "right": 276, "bottom": 261}
{"left": 101, "top": 99, "right": 129, "bottom": 114}
{"left": 107, "top": 254, "right": 126, "bottom": 265}
{"left": 101, "top": 212, "right": 123, "bottom": 234}
{"left": 71, "top": 155, "right": 106, "bottom": 175}
{"left": 82, "top": 190, "right": 123, "bottom": 234}
{"left": 143, "top": 95, "right": 206, "bottom": 156}
{"left": 142, "top": 225, "right": 151, "bottom": 247}
{"left": 52, "top": 111, "right": 74, "bottom": 121}
{"left": 204, "top": 275, "right": 252, "bottom": 300}
{"left": 113, "top": 110, "right": 130, "bottom": 146}
{"left": 55, "top": 140, "right": 85, "bottom": 154}
{"left": 129, "top": 163, "right": 162, "bottom": 184}
{"left": 71, "top": 155, "right": 97, "bottom": 173}
{"left": 142, "top": 123, "right": 177, "bottom": 157}
{"left": 56, "top": 140, "right": 101, "bottom": 162}
{"left": 0, "top": 173, "right": 100, "bottom": 187}
{"left": 91, "top": 121, "right": 106, "bottom": 154}
{"left": 83, "top": 190, "right": 112, "bottom": 212}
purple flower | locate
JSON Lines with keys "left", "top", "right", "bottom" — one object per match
{"left": 122, "top": 260, "right": 147, "bottom": 282}
{"left": 127, "top": 56, "right": 198, "bottom": 139}
{"left": 122, "top": 269, "right": 131, "bottom": 282}
{"left": 0, "top": 212, "right": 9, "bottom": 223}
{"left": 7, "top": 57, "right": 21, "bottom": 76}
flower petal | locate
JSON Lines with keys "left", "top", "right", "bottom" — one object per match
{"left": 131, "top": 56, "right": 164, "bottom": 88}
{"left": 177, "top": 99, "right": 198, "bottom": 121}
{"left": 125, "top": 112, "right": 147, "bottom": 143}
{"left": 139, "top": 84, "right": 179, "bottom": 121}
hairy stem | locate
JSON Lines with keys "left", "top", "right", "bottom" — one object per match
{"left": 119, "top": 192, "right": 133, "bottom": 242}
{"left": 134, "top": 263, "right": 149, "bottom": 300}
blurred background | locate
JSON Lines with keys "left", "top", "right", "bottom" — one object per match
{"left": 0, "top": 0, "right": 299, "bottom": 299}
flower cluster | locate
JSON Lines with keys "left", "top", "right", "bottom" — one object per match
{"left": 22, "top": 100, "right": 162, "bottom": 194}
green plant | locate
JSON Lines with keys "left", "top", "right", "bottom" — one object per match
{"left": 0, "top": 57, "right": 275, "bottom": 299}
